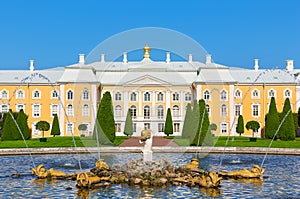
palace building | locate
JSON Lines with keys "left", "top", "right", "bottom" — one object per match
{"left": 0, "top": 44, "right": 298, "bottom": 138}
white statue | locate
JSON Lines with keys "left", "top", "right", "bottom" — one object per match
{"left": 139, "top": 129, "right": 153, "bottom": 162}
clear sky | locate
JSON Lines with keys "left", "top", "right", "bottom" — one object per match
{"left": 0, "top": 0, "right": 299, "bottom": 70}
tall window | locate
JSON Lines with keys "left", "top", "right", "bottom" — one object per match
{"left": 66, "top": 122, "right": 73, "bottom": 134}
{"left": 144, "top": 92, "right": 150, "bottom": 101}
{"left": 173, "top": 105, "right": 179, "bottom": 117}
{"left": 17, "top": 90, "right": 24, "bottom": 99}
{"left": 221, "top": 122, "right": 228, "bottom": 134}
{"left": 67, "top": 104, "right": 73, "bottom": 116}
{"left": 235, "top": 89, "right": 241, "bottom": 98}
{"left": 82, "top": 89, "right": 90, "bottom": 100}
{"left": 206, "top": 104, "right": 210, "bottom": 116}
{"left": 133, "top": 123, "right": 137, "bottom": 133}
{"left": 157, "top": 105, "right": 164, "bottom": 119}
{"left": 144, "top": 105, "right": 150, "bottom": 119}
{"left": 252, "top": 104, "right": 260, "bottom": 117}
{"left": 158, "top": 123, "right": 164, "bottom": 132}
{"left": 185, "top": 92, "right": 192, "bottom": 101}
{"left": 221, "top": 104, "right": 227, "bottom": 117}
{"left": 130, "top": 92, "right": 137, "bottom": 101}
{"left": 67, "top": 90, "right": 73, "bottom": 100}
{"left": 157, "top": 92, "right": 164, "bottom": 102}
{"left": 268, "top": 89, "right": 276, "bottom": 98}
{"left": 115, "top": 92, "right": 122, "bottom": 101}
{"left": 115, "top": 105, "right": 122, "bottom": 117}
{"left": 82, "top": 104, "right": 89, "bottom": 116}
{"left": 130, "top": 105, "right": 137, "bottom": 118}
{"left": 1, "top": 90, "right": 8, "bottom": 99}
{"left": 174, "top": 123, "right": 180, "bottom": 132}
{"left": 252, "top": 89, "right": 260, "bottom": 99}
{"left": 51, "top": 90, "right": 58, "bottom": 98}
{"left": 284, "top": 89, "right": 291, "bottom": 98}
{"left": 33, "top": 104, "right": 40, "bottom": 118}
{"left": 1, "top": 104, "right": 8, "bottom": 112}
{"left": 220, "top": 90, "right": 227, "bottom": 101}
{"left": 16, "top": 104, "right": 24, "bottom": 112}
{"left": 204, "top": 90, "right": 210, "bottom": 100}
{"left": 51, "top": 104, "right": 58, "bottom": 116}
{"left": 172, "top": 92, "right": 179, "bottom": 101}
{"left": 33, "top": 90, "right": 40, "bottom": 99}
{"left": 235, "top": 104, "right": 241, "bottom": 117}
{"left": 144, "top": 123, "right": 150, "bottom": 130}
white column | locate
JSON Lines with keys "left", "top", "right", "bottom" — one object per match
{"left": 59, "top": 84, "right": 65, "bottom": 135}
{"left": 196, "top": 84, "right": 202, "bottom": 101}
{"left": 91, "top": 84, "right": 97, "bottom": 134}
{"left": 166, "top": 90, "right": 171, "bottom": 109}
{"left": 139, "top": 91, "right": 142, "bottom": 117}
{"left": 229, "top": 84, "right": 235, "bottom": 135}
{"left": 152, "top": 90, "right": 156, "bottom": 118}
{"left": 124, "top": 90, "right": 128, "bottom": 115}
{"left": 180, "top": 90, "right": 184, "bottom": 116}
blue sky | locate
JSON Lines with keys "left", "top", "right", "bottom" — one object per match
{"left": 0, "top": 0, "right": 299, "bottom": 70}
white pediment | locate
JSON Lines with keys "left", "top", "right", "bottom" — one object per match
{"left": 125, "top": 75, "right": 170, "bottom": 86}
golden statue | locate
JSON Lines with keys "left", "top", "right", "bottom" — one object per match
{"left": 198, "top": 172, "right": 222, "bottom": 188}
{"left": 76, "top": 172, "right": 111, "bottom": 188}
{"left": 219, "top": 164, "right": 265, "bottom": 179}
{"left": 184, "top": 158, "right": 199, "bottom": 169}
{"left": 32, "top": 164, "right": 71, "bottom": 179}
{"left": 32, "top": 164, "right": 48, "bottom": 178}
{"left": 95, "top": 159, "right": 110, "bottom": 170}
{"left": 143, "top": 43, "right": 151, "bottom": 58}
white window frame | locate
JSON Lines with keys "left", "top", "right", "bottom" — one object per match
{"left": 221, "top": 104, "right": 227, "bottom": 117}
{"left": 67, "top": 104, "right": 73, "bottom": 116}
{"left": 144, "top": 92, "right": 150, "bottom": 102}
{"left": 252, "top": 89, "right": 260, "bottom": 99}
{"left": 284, "top": 89, "right": 292, "bottom": 99}
{"left": 234, "top": 89, "right": 242, "bottom": 99}
{"left": 157, "top": 92, "right": 164, "bottom": 102}
{"left": 144, "top": 123, "right": 150, "bottom": 130}
{"left": 206, "top": 104, "right": 210, "bottom": 116}
{"left": 82, "top": 104, "right": 89, "bottom": 117}
{"left": 235, "top": 104, "right": 242, "bottom": 117}
{"left": 16, "top": 89, "right": 24, "bottom": 99}
{"left": 51, "top": 104, "right": 59, "bottom": 117}
{"left": 252, "top": 103, "right": 260, "bottom": 118}
{"left": 51, "top": 90, "right": 59, "bottom": 99}
{"left": 32, "top": 104, "right": 41, "bottom": 118}
{"left": 1, "top": 104, "right": 9, "bottom": 113}
{"left": 66, "top": 122, "right": 74, "bottom": 135}
{"left": 174, "top": 123, "right": 180, "bottom": 132}
{"left": 1, "top": 90, "right": 8, "bottom": 99}
{"left": 115, "top": 92, "right": 122, "bottom": 101}
{"left": 158, "top": 123, "right": 164, "bottom": 132}
{"left": 82, "top": 89, "right": 90, "bottom": 100}
{"left": 130, "top": 105, "right": 137, "bottom": 118}
{"left": 185, "top": 92, "right": 192, "bottom": 101}
{"left": 268, "top": 89, "right": 276, "bottom": 98}
{"left": 115, "top": 105, "right": 122, "bottom": 117}
{"left": 66, "top": 89, "right": 74, "bottom": 100}
{"left": 144, "top": 105, "right": 150, "bottom": 119}
{"left": 203, "top": 90, "right": 210, "bottom": 101}
{"left": 133, "top": 123, "right": 137, "bottom": 133}
{"left": 172, "top": 92, "right": 179, "bottom": 101}
{"left": 130, "top": 92, "right": 137, "bottom": 101}
{"left": 220, "top": 90, "right": 228, "bottom": 101}
{"left": 157, "top": 105, "right": 164, "bottom": 119}
{"left": 32, "top": 89, "right": 41, "bottom": 99}
{"left": 173, "top": 105, "right": 180, "bottom": 117}
{"left": 220, "top": 122, "right": 228, "bottom": 134}
{"left": 16, "top": 104, "right": 25, "bottom": 112}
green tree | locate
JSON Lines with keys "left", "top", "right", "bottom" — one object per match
{"left": 1, "top": 110, "right": 19, "bottom": 140}
{"left": 210, "top": 123, "right": 217, "bottom": 134}
{"left": 190, "top": 100, "right": 200, "bottom": 144}
{"left": 236, "top": 115, "right": 244, "bottom": 136}
{"left": 298, "top": 107, "right": 300, "bottom": 127}
{"left": 93, "top": 91, "right": 115, "bottom": 145}
{"left": 265, "top": 97, "right": 280, "bottom": 139}
{"left": 246, "top": 120, "right": 260, "bottom": 138}
{"left": 278, "top": 98, "right": 295, "bottom": 140}
{"left": 35, "top": 120, "right": 50, "bottom": 138}
{"left": 191, "top": 99, "right": 212, "bottom": 146}
{"left": 51, "top": 114, "right": 61, "bottom": 137}
{"left": 164, "top": 108, "right": 173, "bottom": 136}
{"left": 182, "top": 103, "right": 193, "bottom": 138}
{"left": 16, "top": 109, "right": 30, "bottom": 140}
{"left": 124, "top": 109, "right": 133, "bottom": 136}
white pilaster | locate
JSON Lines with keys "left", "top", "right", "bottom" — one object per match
{"left": 139, "top": 91, "right": 142, "bottom": 117}
{"left": 124, "top": 90, "right": 128, "bottom": 115}
{"left": 180, "top": 90, "right": 184, "bottom": 116}
{"left": 152, "top": 90, "right": 156, "bottom": 117}
{"left": 196, "top": 84, "right": 202, "bottom": 101}
{"left": 59, "top": 84, "right": 65, "bottom": 135}
{"left": 229, "top": 84, "right": 235, "bottom": 135}
{"left": 91, "top": 84, "right": 97, "bottom": 134}
{"left": 166, "top": 90, "right": 171, "bottom": 109}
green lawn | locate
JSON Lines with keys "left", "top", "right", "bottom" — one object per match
{"left": 0, "top": 136, "right": 131, "bottom": 148}
{"left": 174, "top": 136, "right": 300, "bottom": 148}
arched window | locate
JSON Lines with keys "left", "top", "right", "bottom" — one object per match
{"left": 1, "top": 90, "right": 8, "bottom": 99}
{"left": 33, "top": 90, "right": 40, "bottom": 99}
{"left": 144, "top": 92, "right": 150, "bottom": 101}
{"left": 115, "top": 92, "right": 122, "bottom": 101}
{"left": 144, "top": 105, "right": 150, "bottom": 119}
{"left": 115, "top": 105, "right": 122, "bottom": 117}
{"left": 67, "top": 90, "right": 73, "bottom": 100}
{"left": 235, "top": 89, "right": 241, "bottom": 98}
{"left": 220, "top": 90, "right": 227, "bottom": 101}
{"left": 157, "top": 92, "right": 164, "bottom": 102}
{"left": 206, "top": 104, "right": 210, "bottom": 115}
{"left": 67, "top": 104, "right": 73, "bottom": 116}
{"left": 268, "top": 89, "right": 276, "bottom": 98}
{"left": 284, "top": 89, "right": 291, "bottom": 98}
{"left": 221, "top": 104, "right": 227, "bottom": 117}
{"left": 82, "top": 104, "right": 89, "bottom": 116}
{"left": 82, "top": 89, "right": 90, "bottom": 100}
{"left": 157, "top": 105, "right": 164, "bottom": 119}
{"left": 130, "top": 105, "right": 137, "bottom": 118}
{"left": 204, "top": 90, "right": 210, "bottom": 100}
{"left": 173, "top": 105, "right": 179, "bottom": 117}
{"left": 185, "top": 92, "right": 192, "bottom": 101}
{"left": 130, "top": 92, "right": 137, "bottom": 101}
{"left": 17, "top": 90, "right": 24, "bottom": 99}
{"left": 172, "top": 92, "right": 179, "bottom": 101}
{"left": 252, "top": 89, "right": 260, "bottom": 99}
{"left": 51, "top": 90, "right": 58, "bottom": 98}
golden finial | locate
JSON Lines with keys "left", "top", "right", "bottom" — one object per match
{"left": 143, "top": 43, "right": 151, "bottom": 58}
